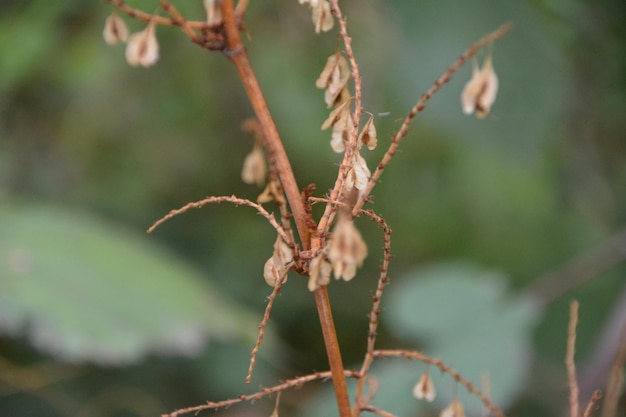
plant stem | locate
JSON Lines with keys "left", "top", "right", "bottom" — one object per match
{"left": 221, "top": 2, "right": 351, "bottom": 416}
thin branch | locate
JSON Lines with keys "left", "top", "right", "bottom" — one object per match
{"left": 583, "top": 390, "right": 602, "bottom": 417}
{"left": 159, "top": 0, "right": 200, "bottom": 41}
{"left": 106, "top": 0, "right": 207, "bottom": 30}
{"left": 246, "top": 268, "right": 289, "bottom": 384}
{"left": 359, "top": 405, "right": 398, "bottom": 417}
{"left": 147, "top": 195, "right": 289, "bottom": 244}
{"left": 529, "top": 228, "right": 626, "bottom": 303}
{"left": 567, "top": 300, "right": 580, "bottom": 417}
{"left": 351, "top": 22, "right": 514, "bottom": 217}
{"left": 161, "top": 370, "right": 360, "bottom": 417}
{"left": 373, "top": 350, "right": 507, "bottom": 417}
{"left": 602, "top": 323, "right": 626, "bottom": 417}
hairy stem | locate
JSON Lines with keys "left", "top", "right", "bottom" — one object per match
{"left": 221, "top": 2, "right": 351, "bottom": 416}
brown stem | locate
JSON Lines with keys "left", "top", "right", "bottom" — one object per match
{"left": 221, "top": 2, "right": 351, "bottom": 416}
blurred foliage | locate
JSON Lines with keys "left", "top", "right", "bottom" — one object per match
{"left": 1, "top": 0, "right": 625, "bottom": 417}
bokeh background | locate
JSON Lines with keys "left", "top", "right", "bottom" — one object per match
{"left": 1, "top": 0, "right": 625, "bottom": 416}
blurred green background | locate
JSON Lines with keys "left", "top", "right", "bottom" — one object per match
{"left": 1, "top": 0, "right": 625, "bottom": 416}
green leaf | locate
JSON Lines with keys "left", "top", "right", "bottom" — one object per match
{"left": 0, "top": 202, "right": 259, "bottom": 364}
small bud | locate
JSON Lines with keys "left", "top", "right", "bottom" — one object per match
{"left": 308, "top": 253, "right": 332, "bottom": 291}
{"left": 440, "top": 398, "right": 466, "bottom": 417}
{"left": 358, "top": 114, "right": 377, "bottom": 150}
{"left": 461, "top": 53, "right": 498, "bottom": 118}
{"left": 241, "top": 145, "right": 267, "bottom": 186}
{"left": 412, "top": 370, "right": 436, "bottom": 402}
{"left": 103, "top": 12, "right": 129, "bottom": 46}
{"left": 203, "top": 0, "right": 223, "bottom": 26}
{"left": 327, "top": 214, "right": 368, "bottom": 281}
{"left": 125, "top": 21, "right": 159, "bottom": 67}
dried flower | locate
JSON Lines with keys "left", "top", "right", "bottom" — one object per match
{"left": 263, "top": 236, "right": 293, "bottom": 287}
{"left": 344, "top": 151, "right": 371, "bottom": 195}
{"left": 358, "top": 114, "right": 377, "bottom": 150}
{"left": 412, "top": 370, "right": 436, "bottom": 402}
{"left": 327, "top": 214, "right": 368, "bottom": 281}
{"left": 203, "top": 0, "right": 223, "bottom": 26}
{"left": 316, "top": 51, "right": 351, "bottom": 108}
{"left": 308, "top": 253, "right": 332, "bottom": 291}
{"left": 461, "top": 52, "right": 498, "bottom": 118}
{"left": 103, "top": 12, "right": 129, "bottom": 46}
{"left": 241, "top": 145, "right": 267, "bottom": 186}
{"left": 440, "top": 398, "right": 466, "bottom": 417}
{"left": 125, "top": 21, "right": 159, "bottom": 67}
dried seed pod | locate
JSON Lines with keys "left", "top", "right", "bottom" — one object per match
{"left": 461, "top": 53, "right": 498, "bottom": 118}
{"left": 312, "top": 0, "right": 334, "bottom": 33}
{"left": 412, "top": 370, "right": 436, "bottom": 402}
{"left": 440, "top": 398, "right": 466, "bottom": 417}
{"left": 344, "top": 151, "right": 371, "bottom": 195}
{"left": 263, "top": 236, "right": 293, "bottom": 287}
{"left": 308, "top": 253, "right": 332, "bottom": 291}
{"left": 203, "top": 0, "right": 223, "bottom": 26}
{"left": 327, "top": 214, "right": 368, "bottom": 281}
{"left": 103, "top": 12, "right": 129, "bottom": 46}
{"left": 358, "top": 114, "right": 377, "bottom": 150}
{"left": 316, "top": 51, "right": 351, "bottom": 107}
{"left": 125, "top": 22, "right": 159, "bottom": 67}
{"left": 241, "top": 145, "right": 267, "bottom": 186}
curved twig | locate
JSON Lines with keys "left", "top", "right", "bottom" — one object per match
{"left": 351, "top": 22, "right": 514, "bottom": 217}
{"left": 147, "top": 195, "right": 290, "bottom": 244}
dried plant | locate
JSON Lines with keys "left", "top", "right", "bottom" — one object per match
{"left": 99, "top": 1, "right": 607, "bottom": 417}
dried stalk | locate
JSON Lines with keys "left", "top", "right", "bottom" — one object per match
{"left": 220, "top": 1, "right": 351, "bottom": 415}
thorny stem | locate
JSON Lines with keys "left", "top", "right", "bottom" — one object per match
{"left": 221, "top": 1, "right": 351, "bottom": 416}
{"left": 161, "top": 370, "right": 361, "bottom": 417}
